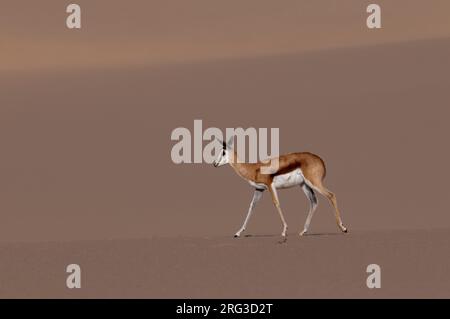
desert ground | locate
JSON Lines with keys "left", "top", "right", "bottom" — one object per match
{"left": 0, "top": 229, "right": 449, "bottom": 298}
{"left": 1, "top": 1, "right": 450, "bottom": 298}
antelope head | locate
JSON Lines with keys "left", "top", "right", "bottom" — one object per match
{"left": 213, "top": 136, "right": 234, "bottom": 167}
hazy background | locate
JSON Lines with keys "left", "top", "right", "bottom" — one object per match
{"left": 1, "top": 1, "right": 450, "bottom": 242}
{"left": 2, "top": 0, "right": 450, "bottom": 71}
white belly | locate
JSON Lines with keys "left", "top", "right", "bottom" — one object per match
{"left": 248, "top": 180, "right": 267, "bottom": 190}
{"left": 272, "top": 168, "right": 305, "bottom": 189}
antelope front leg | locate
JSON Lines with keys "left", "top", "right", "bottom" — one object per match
{"left": 269, "top": 184, "right": 288, "bottom": 237}
{"left": 234, "top": 189, "right": 264, "bottom": 237}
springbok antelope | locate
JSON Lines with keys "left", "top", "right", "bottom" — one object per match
{"left": 213, "top": 137, "right": 348, "bottom": 237}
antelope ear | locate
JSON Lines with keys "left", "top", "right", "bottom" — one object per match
{"left": 226, "top": 136, "right": 234, "bottom": 149}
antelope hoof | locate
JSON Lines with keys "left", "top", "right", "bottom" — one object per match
{"left": 234, "top": 230, "right": 243, "bottom": 238}
{"left": 341, "top": 226, "right": 348, "bottom": 233}
{"left": 300, "top": 230, "right": 307, "bottom": 236}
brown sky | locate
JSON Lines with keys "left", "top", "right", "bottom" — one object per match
{"left": 2, "top": 0, "right": 450, "bottom": 71}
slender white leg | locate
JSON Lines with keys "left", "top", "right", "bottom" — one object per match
{"left": 269, "top": 184, "right": 288, "bottom": 237}
{"left": 234, "top": 189, "right": 263, "bottom": 237}
{"left": 300, "top": 183, "right": 318, "bottom": 236}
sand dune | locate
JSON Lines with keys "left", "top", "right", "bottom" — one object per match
{"left": 3, "top": 0, "right": 450, "bottom": 70}
{"left": 1, "top": 1, "right": 450, "bottom": 298}
{"left": 1, "top": 37, "right": 450, "bottom": 242}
